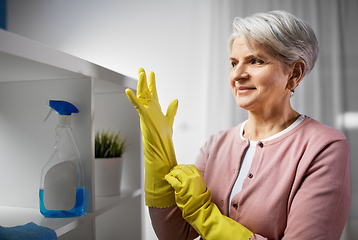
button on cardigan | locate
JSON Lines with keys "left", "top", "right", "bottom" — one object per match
{"left": 149, "top": 117, "right": 351, "bottom": 240}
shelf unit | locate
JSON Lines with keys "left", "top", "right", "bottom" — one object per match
{"left": 0, "top": 29, "right": 143, "bottom": 239}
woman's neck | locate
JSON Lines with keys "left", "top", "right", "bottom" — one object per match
{"left": 243, "top": 107, "right": 300, "bottom": 141}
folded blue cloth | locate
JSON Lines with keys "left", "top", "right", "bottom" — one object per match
{"left": 0, "top": 222, "right": 57, "bottom": 240}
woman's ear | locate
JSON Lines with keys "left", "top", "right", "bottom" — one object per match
{"left": 287, "top": 60, "right": 306, "bottom": 91}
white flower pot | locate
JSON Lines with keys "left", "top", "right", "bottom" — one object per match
{"left": 95, "top": 157, "right": 123, "bottom": 197}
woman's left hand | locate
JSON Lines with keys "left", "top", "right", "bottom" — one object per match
{"left": 166, "top": 164, "right": 254, "bottom": 240}
{"left": 165, "top": 164, "right": 209, "bottom": 216}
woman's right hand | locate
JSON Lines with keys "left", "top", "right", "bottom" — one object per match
{"left": 126, "top": 68, "right": 178, "bottom": 208}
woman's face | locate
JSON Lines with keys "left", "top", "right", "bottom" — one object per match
{"left": 229, "top": 37, "right": 292, "bottom": 113}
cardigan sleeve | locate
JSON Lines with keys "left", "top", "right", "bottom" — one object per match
{"left": 149, "top": 206, "right": 199, "bottom": 240}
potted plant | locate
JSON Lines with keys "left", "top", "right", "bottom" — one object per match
{"left": 94, "top": 129, "right": 128, "bottom": 197}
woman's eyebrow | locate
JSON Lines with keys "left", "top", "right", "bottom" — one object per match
{"left": 229, "top": 54, "right": 260, "bottom": 61}
{"left": 246, "top": 53, "right": 269, "bottom": 61}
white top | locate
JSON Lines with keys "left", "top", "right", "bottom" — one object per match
{"left": 229, "top": 115, "right": 306, "bottom": 212}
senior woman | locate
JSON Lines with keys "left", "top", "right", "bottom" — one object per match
{"left": 126, "top": 10, "right": 351, "bottom": 240}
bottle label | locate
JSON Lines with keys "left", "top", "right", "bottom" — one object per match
{"left": 44, "top": 161, "right": 77, "bottom": 210}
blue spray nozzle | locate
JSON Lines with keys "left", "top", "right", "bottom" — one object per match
{"left": 49, "top": 100, "right": 79, "bottom": 115}
{"left": 44, "top": 100, "right": 79, "bottom": 123}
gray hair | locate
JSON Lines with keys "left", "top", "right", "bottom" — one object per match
{"left": 229, "top": 10, "right": 319, "bottom": 76}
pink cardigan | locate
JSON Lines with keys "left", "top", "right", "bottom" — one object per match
{"left": 149, "top": 117, "right": 351, "bottom": 240}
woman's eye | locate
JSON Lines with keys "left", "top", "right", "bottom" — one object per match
{"left": 251, "top": 58, "right": 264, "bottom": 64}
{"left": 231, "top": 61, "right": 237, "bottom": 68}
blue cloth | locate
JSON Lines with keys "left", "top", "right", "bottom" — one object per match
{"left": 0, "top": 222, "right": 57, "bottom": 240}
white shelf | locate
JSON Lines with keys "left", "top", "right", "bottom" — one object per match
{"left": 0, "top": 29, "right": 143, "bottom": 239}
{"left": 0, "top": 28, "right": 137, "bottom": 90}
{"left": 0, "top": 188, "right": 141, "bottom": 236}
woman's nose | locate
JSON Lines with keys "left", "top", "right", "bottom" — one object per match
{"left": 231, "top": 65, "right": 249, "bottom": 81}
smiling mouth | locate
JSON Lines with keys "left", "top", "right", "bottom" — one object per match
{"left": 237, "top": 86, "right": 256, "bottom": 94}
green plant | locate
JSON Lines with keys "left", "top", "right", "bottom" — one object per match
{"left": 95, "top": 129, "right": 128, "bottom": 158}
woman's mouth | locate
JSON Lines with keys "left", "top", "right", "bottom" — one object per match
{"left": 237, "top": 86, "right": 256, "bottom": 95}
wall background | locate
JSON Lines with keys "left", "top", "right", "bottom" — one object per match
{"left": 7, "top": 0, "right": 358, "bottom": 239}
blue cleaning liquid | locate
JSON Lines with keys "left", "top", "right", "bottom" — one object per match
{"left": 39, "top": 188, "right": 85, "bottom": 217}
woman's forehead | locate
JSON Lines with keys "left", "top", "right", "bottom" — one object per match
{"left": 231, "top": 36, "right": 271, "bottom": 58}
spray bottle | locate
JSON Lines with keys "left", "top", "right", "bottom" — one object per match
{"left": 39, "top": 100, "right": 85, "bottom": 217}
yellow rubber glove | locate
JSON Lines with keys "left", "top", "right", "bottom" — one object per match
{"left": 126, "top": 68, "right": 178, "bottom": 208}
{"left": 165, "top": 164, "right": 254, "bottom": 240}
